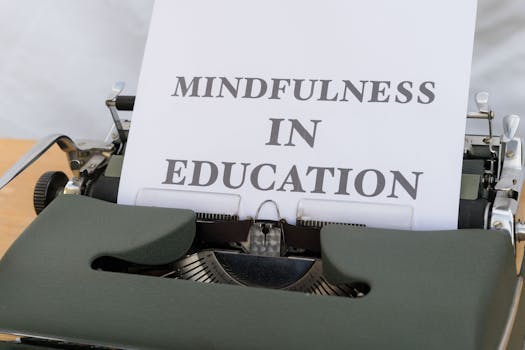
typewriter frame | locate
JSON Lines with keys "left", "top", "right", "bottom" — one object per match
{"left": 0, "top": 83, "right": 524, "bottom": 350}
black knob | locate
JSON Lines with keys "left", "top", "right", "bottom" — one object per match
{"left": 33, "top": 171, "right": 69, "bottom": 215}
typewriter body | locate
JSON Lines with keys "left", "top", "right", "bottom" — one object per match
{"left": 0, "top": 84, "right": 524, "bottom": 350}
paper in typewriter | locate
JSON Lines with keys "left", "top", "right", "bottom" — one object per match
{"left": 118, "top": 0, "right": 478, "bottom": 230}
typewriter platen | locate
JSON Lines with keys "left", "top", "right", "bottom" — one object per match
{"left": 0, "top": 83, "right": 525, "bottom": 350}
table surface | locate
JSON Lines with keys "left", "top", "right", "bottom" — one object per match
{"left": 0, "top": 138, "right": 73, "bottom": 258}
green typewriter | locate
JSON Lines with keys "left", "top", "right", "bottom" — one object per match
{"left": 0, "top": 86, "right": 524, "bottom": 349}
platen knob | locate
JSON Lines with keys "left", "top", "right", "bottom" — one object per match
{"left": 33, "top": 171, "right": 69, "bottom": 215}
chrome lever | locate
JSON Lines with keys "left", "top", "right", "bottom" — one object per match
{"left": 475, "top": 91, "right": 490, "bottom": 113}
{"left": 105, "top": 81, "right": 127, "bottom": 143}
{"left": 467, "top": 92, "right": 496, "bottom": 155}
{"left": 503, "top": 114, "right": 520, "bottom": 143}
{"left": 0, "top": 134, "right": 79, "bottom": 191}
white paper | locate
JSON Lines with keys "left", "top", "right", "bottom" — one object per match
{"left": 118, "top": 0, "right": 478, "bottom": 230}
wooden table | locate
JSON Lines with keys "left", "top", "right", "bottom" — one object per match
{"left": 0, "top": 139, "right": 73, "bottom": 258}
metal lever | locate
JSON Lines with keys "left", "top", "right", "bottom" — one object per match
{"left": 0, "top": 135, "right": 79, "bottom": 191}
{"left": 496, "top": 115, "right": 522, "bottom": 193}
{"left": 514, "top": 179, "right": 525, "bottom": 274}
{"left": 467, "top": 91, "right": 495, "bottom": 154}
{"left": 475, "top": 91, "right": 490, "bottom": 113}
{"left": 503, "top": 115, "right": 520, "bottom": 143}
{"left": 105, "top": 81, "right": 128, "bottom": 143}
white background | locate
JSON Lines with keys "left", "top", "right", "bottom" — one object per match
{"left": 0, "top": 0, "right": 523, "bottom": 140}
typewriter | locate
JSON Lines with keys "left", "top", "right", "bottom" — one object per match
{"left": 0, "top": 83, "right": 524, "bottom": 350}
